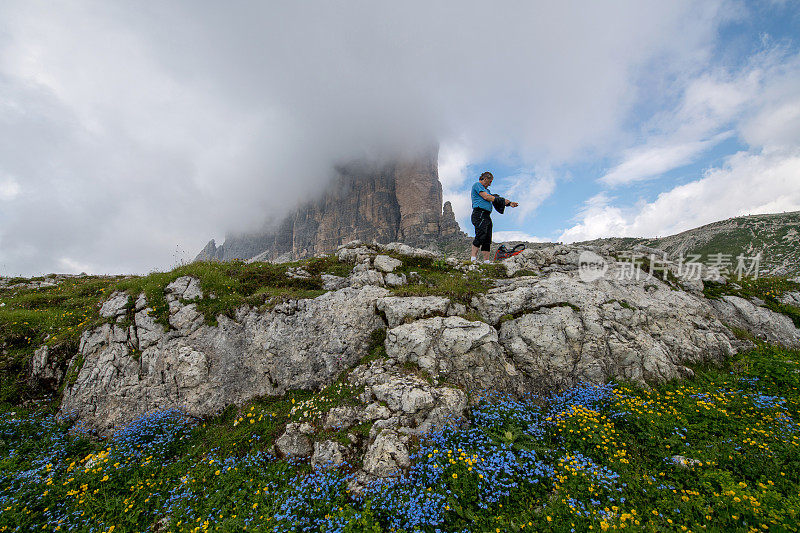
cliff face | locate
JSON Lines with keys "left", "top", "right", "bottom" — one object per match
{"left": 196, "top": 146, "right": 464, "bottom": 262}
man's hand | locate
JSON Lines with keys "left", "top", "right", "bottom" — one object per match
{"left": 506, "top": 200, "right": 519, "bottom": 207}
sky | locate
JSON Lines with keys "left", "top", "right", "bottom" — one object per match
{"left": 1, "top": 1, "right": 799, "bottom": 276}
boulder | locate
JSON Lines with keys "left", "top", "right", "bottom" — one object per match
{"left": 324, "top": 406, "right": 359, "bottom": 431}
{"left": 99, "top": 292, "right": 130, "bottom": 318}
{"left": 708, "top": 295, "right": 800, "bottom": 347}
{"left": 362, "top": 429, "right": 410, "bottom": 477}
{"left": 29, "top": 345, "right": 66, "bottom": 389}
{"left": 376, "top": 296, "right": 465, "bottom": 328}
{"left": 311, "top": 440, "right": 346, "bottom": 468}
{"left": 276, "top": 423, "right": 314, "bottom": 458}
{"left": 321, "top": 274, "right": 349, "bottom": 291}
{"left": 336, "top": 241, "right": 378, "bottom": 264}
{"left": 384, "top": 273, "right": 407, "bottom": 287}
{"left": 385, "top": 316, "right": 524, "bottom": 394}
{"left": 373, "top": 255, "right": 403, "bottom": 273}
{"left": 779, "top": 291, "right": 800, "bottom": 307}
{"left": 379, "top": 242, "right": 438, "bottom": 259}
{"left": 349, "top": 270, "right": 385, "bottom": 288}
{"left": 165, "top": 276, "right": 203, "bottom": 301}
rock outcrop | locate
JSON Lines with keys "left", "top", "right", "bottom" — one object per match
{"left": 60, "top": 279, "right": 390, "bottom": 433}
{"left": 195, "top": 146, "right": 465, "bottom": 263}
{"left": 55, "top": 240, "right": 800, "bottom": 482}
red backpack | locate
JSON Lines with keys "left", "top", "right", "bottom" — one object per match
{"left": 494, "top": 243, "right": 526, "bottom": 261}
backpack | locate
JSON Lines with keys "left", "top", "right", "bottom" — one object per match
{"left": 494, "top": 243, "right": 526, "bottom": 261}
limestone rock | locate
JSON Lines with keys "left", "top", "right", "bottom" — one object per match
{"left": 474, "top": 270, "right": 748, "bottom": 389}
{"left": 379, "top": 242, "right": 438, "bottom": 259}
{"left": 708, "top": 295, "right": 800, "bottom": 347}
{"left": 349, "top": 269, "right": 385, "bottom": 288}
{"left": 384, "top": 273, "right": 407, "bottom": 287}
{"left": 779, "top": 291, "right": 800, "bottom": 307}
{"left": 337, "top": 242, "right": 379, "bottom": 264}
{"left": 324, "top": 406, "right": 359, "bottom": 431}
{"left": 135, "top": 293, "right": 148, "bottom": 312}
{"left": 500, "top": 245, "right": 583, "bottom": 277}
{"left": 276, "top": 423, "right": 314, "bottom": 458}
{"left": 321, "top": 274, "right": 349, "bottom": 291}
{"left": 362, "top": 429, "right": 410, "bottom": 477}
{"left": 99, "top": 292, "right": 130, "bottom": 318}
{"left": 360, "top": 402, "right": 392, "bottom": 422}
{"left": 311, "top": 440, "right": 346, "bottom": 468}
{"left": 376, "top": 296, "right": 465, "bottom": 327}
{"left": 165, "top": 276, "right": 203, "bottom": 301}
{"left": 286, "top": 267, "right": 312, "bottom": 280}
{"left": 60, "top": 285, "right": 390, "bottom": 434}
{"left": 29, "top": 345, "right": 66, "bottom": 389}
{"left": 195, "top": 239, "right": 224, "bottom": 261}
{"left": 440, "top": 201, "right": 466, "bottom": 239}
{"left": 374, "top": 255, "right": 403, "bottom": 273}
{"left": 385, "top": 316, "right": 524, "bottom": 394}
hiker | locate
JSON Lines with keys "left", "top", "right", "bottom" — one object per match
{"left": 470, "top": 171, "right": 518, "bottom": 263}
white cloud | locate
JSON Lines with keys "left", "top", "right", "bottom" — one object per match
{"left": 493, "top": 231, "right": 548, "bottom": 243}
{"left": 57, "top": 257, "right": 92, "bottom": 275}
{"left": 502, "top": 171, "right": 557, "bottom": 220}
{"left": 598, "top": 47, "right": 785, "bottom": 187}
{"left": 560, "top": 148, "right": 800, "bottom": 242}
{"left": 0, "top": 176, "right": 20, "bottom": 200}
{"left": 599, "top": 132, "right": 733, "bottom": 186}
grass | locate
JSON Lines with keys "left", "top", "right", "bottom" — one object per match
{"left": 388, "top": 256, "right": 497, "bottom": 305}
{"left": 3, "top": 343, "right": 800, "bottom": 531}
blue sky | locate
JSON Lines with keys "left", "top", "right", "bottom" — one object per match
{"left": 1, "top": 1, "right": 799, "bottom": 275}
{"left": 441, "top": 0, "right": 800, "bottom": 244}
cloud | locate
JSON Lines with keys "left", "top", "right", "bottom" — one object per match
{"left": 565, "top": 42, "right": 800, "bottom": 242}
{"left": 599, "top": 132, "right": 733, "bottom": 186}
{"left": 492, "top": 231, "right": 548, "bottom": 243}
{"left": 0, "top": 175, "right": 20, "bottom": 201}
{"left": 0, "top": 1, "right": 735, "bottom": 274}
{"left": 502, "top": 171, "right": 557, "bottom": 220}
{"left": 598, "top": 42, "right": 800, "bottom": 190}
{"left": 560, "top": 148, "right": 800, "bottom": 242}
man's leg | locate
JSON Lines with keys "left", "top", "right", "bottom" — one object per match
{"left": 481, "top": 217, "right": 493, "bottom": 262}
{"left": 470, "top": 210, "right": 483, "bottom": 261}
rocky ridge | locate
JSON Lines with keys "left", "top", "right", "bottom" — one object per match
{"left": 48, "top": 240, "right": 800, "bottom": 484}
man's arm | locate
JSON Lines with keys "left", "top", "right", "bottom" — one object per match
{"left": 480, "top": 190, "right": 518, "bottom": 207}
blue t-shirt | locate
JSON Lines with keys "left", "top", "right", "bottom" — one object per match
{"left": 471, "top": 181, "right": 492, "bottom": 211}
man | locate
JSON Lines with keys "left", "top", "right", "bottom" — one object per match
{"left": 470, "top": 171, "right": 518, "bottom": 263}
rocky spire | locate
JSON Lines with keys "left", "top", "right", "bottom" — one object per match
{"left": 195, "top": 145, "right": 463, "bottom": 262}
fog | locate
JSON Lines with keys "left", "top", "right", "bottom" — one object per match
{"left": 0, "top": 1, "right": 733, "bottom": 275}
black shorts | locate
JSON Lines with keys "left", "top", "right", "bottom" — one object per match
{"left": 471, "top": 208, "right": 492, "bottom": 251}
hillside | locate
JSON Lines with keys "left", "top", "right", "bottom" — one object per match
{"left": 576, "top": 211, "right": 800, "bottom": 277}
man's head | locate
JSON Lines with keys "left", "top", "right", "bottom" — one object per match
{"left": 479, "top": 171, "right": 494, "bottom": 186}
